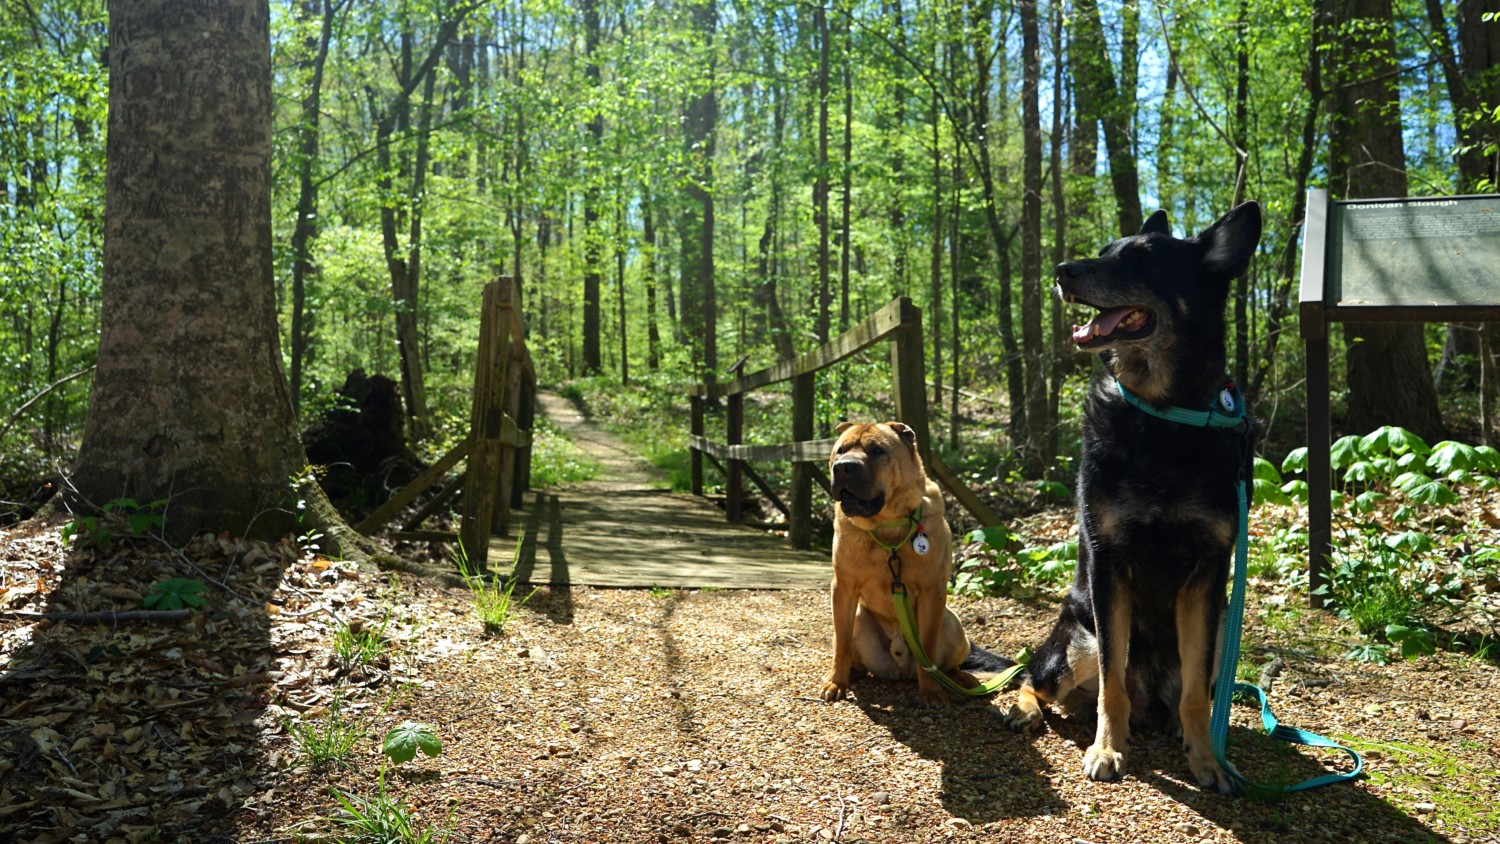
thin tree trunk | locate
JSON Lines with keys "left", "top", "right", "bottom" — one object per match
{"left": 1232, "top": 0, "right": 1251, "bottom": 381}
{"left": 644, "top": 194, "right": 661, "bottom": 371}
{"left": 930, "top": 96, "right": 944, "bottom": 411}
{"left": 581, "top": 0, "right": 603, "bottom": 375}
{"left": 1322, "top": 0, "right": 1444, "bottom": 441}
{"left": 814, "top": 2, "right": 831, "bottom": 343}
{"left": 1020, "top": 0, "right": 1048, "bottom": 473}
{"left": 1074, "top": 0, "right": 1142, "bottom": 235}
{"left": 289, "top": 0, "right": 338, "bottom": 414}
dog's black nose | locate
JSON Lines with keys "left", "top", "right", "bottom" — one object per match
{"left": 1055, "top": 261, "right": 1083, "bottom": 279}
{"left": 832, "top": 458, "right": 865, "bottom": 483}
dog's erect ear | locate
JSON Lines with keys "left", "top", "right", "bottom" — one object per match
{"left": 1199, "top": 201, "right": 1263, "bottom": 278}
{"left": 1140, "top": 210, "right": 1171, "bottom": 236}
{"left": 835, "top": 421, "right": 857, "bottom": 436}
{"left": 886, "top": 422, "right": 918, "bottom": 452}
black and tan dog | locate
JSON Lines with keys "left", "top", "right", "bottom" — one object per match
{"left": 1003, "top": 202, "right": 1262, "bottom": 793}
{"left": 820, "top": 421, "right": 1004, "bottom": 708}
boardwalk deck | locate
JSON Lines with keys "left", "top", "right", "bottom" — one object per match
{"left": 499, "top": 488, "right": 829, "bottom": 589}
{"left": 490, "top": 391, "right": 829, "bottom": 590}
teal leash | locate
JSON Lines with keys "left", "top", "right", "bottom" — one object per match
{"left": 1116, "top": 378, "right": 1363, "bottom": 793}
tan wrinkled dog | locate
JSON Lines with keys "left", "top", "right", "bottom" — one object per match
{"left": 819, "top": 421, "right": 976, "bottom": 708}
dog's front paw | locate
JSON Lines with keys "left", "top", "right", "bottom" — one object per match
{"left": 1002, "top": 700, "right": 1045, "bottom": 733}
{"left": 819, "top": 680, "right": 849, "bottom": 702}
{"left": 1185, "top": 745, "right": 1243, "bottom": 795}
{"left": 915, "top": 679, "right": 951, "bottom": 709}
{"left": 1082, "top": 744, "right": 1125, "bottom": 782}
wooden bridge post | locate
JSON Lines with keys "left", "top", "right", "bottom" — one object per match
{"left": 889, "top": 298, "right": 932, "bottom": 461}
{"left": 690, "top": 393, "right": 705, "bottom": 497}
{"left": 512, "top": 370, "right": 536, "bottom": 509}
{"left": 492, "top": 295, "right": 526, "bottom": 538}
{"left": 789, "top": 371, "right": 816, "bottom": 550}
{"left": 726, "top": 391, "right": 743, "bottom": 522}
{"left": 460, "top": 279, "right": 513, "bottom": 571}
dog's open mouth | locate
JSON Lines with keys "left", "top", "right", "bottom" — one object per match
{"left": 1066, "top": 300, "right": 1155, "bottom": 349}
{"left": 837, "top": 490, "right": 885, "bottom": 518}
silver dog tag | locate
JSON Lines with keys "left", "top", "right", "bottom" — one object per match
{"left": 912, "top": 532, "right": 930, "bottom": 554}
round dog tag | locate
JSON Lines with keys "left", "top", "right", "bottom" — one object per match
{"left": 1219, "top": 387, "right": 1237, "bottom": 413}
{"left": 912, "top": 532, "right": 930, "bottom": 555}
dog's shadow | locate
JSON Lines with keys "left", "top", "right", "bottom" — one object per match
{"left": 1143, "top": 728, "right": 1455, "bottom": 842}
{"left": 850, "top": 679, "right": 1064, "bottom": 824}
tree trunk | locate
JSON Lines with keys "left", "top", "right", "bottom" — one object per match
{"left": 1074, "top": 0, "right": 1142, "bottom": 235}
{"left": 1020, "top": 0, "right": 1049, "bottom": 474}
{"left": 887, "top": 0, "right": 908, "bottom": 292}
{"left": 1322, "top": 0, "right": 1444, "bottom": 441}
{"left": 643, "top": 193, "right": 661, "bottom": 371}
{"left": 813, "top": 2, "right": 831, "bottom": 343}
{"left": 1232, "top": 0, "right": 1252, "bottom": 381}
{"left": 929, "top": 95, "right": 944, "bottom": 410}
{"left": 70, "top": 0, "right": 350, "bottom": 547}
{"left": 581, "top": 0, "right": 603, "bottom": 375}
{"left": 683, "top": 0, "right": 717, "bottom": 381}
{"left": 839, "top": 8, "right": 853, "bottom": 333}
{"left": 289, "top": 0, "right": 338, "bottom": 415}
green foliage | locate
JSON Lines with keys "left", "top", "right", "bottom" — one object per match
{"left": 453, "top": 539, "right": 536, "bottom": 635}
{"left": 382, "top": 722, "right": 442, "bottom": 766}
{"left": 331, "top": 612, "right": 392, "bottom": 668}
{"left": 330, "top": 771, "right": 454, "bottom": 844}
{"left": 527, "top": 418, "right": 602, "bottom": 489}
{"left": 286, "top": 691, "right": 370, "bottom": 770}
{"left": 143, "top": 578, "right": 207, "bottom": 611}
{"left": 955, "top": 525, "right": 1077, "bottom": 597}
{"left": 62, "top": 497, "right": 167, "bottom": 548}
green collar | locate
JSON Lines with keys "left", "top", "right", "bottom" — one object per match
{"left": 866, "top": 503, "right": 924, "bottom": 552}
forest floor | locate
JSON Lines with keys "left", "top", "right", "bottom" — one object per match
{"left": 1, "top": 397, "right": 1498, "bottom": 843}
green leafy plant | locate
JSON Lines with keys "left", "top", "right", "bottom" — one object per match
{"left": 286, "top": 691, "right": 370, "bottom": 770}
{"left": 325, "top": 722, "right": 450, "bottom": 842}
{"left": 62, "top": 497, "right": 167, "bottom": 547}
{"left": 143, "top": 577, "right": 207, "bottom": 611}
{"left": 382, "top": 722, "right": 442, "bottom": 765}
{"left": 453, "top": 539, "right": 535, "bottom": 635}
{"left": 956, "top": 525, "right": 1078, "bottom": 597}
{"left": 528, "top": 418, "right": 602, "bottom": 488}
{"left": 332, "top": 612, "right": 392, "bottom": 668}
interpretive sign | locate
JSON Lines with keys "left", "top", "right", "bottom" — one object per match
{"left": 1299, "top": 189, "right": 1500, "bottom": 607}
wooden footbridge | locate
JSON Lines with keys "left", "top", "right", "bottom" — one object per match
{"left": 355, "top": 277, "right": 997, "bottom": 590}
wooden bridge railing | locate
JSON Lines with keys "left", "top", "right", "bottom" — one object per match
{"left": 356, "top": 276, "right": 535, "bottom": 571}
{"left": 688, "top": 296, "right": 1000, "bottom": 550}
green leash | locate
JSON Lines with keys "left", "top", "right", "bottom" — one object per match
{"left": 1117, "top": 378, "right": 1362, "bottom": 792}
{"left": 868, "top": 505, "right": 1031, "bottom": 698}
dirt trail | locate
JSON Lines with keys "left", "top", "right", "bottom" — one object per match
{"left": 535, "top": 390, "right": 661, "bottom": 492}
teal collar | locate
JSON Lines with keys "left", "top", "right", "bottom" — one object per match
{"left": 1114, "top": 378, "right": 1246, "bottom": 431}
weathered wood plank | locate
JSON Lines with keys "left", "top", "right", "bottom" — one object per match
{"left": 500, "top": 488, "right": 828, "bottom": 590}
{"left": 355, "top": 437, "right": 471, "bottom": 535}
{"left": 461, "top": 279, "right": 513, "bottom": 568}
{"left": 927, "top": 453, "right": 1002, "bottom": 528}
{"left": 689, "top": 435, "right": 838, "bottom": 464}
{"left": 693, "top": 297, "right": 912, "bottom": 399}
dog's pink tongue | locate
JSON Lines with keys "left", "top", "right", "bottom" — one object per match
{"left": 1072, "top": 306, "right": 1137, "bottom": 343}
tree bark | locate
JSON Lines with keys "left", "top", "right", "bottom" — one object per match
{"left": 1020, "top": 0, "right": 1049, "bottom": 474}
{"left": 813, "top": 2, "right": 831, "bottom": 343}
{"left": 1073, "top": 0, "right": 1142, "bottom": 235}
{"left": 289, "top": 0, "right": 339, "bottom": 415}
{"left": 683, "top": 0, "right": 717, "bottom": 381}
{"left": 581, "top": 0, "right": 603, "bottom": 375}
{"left": 1322, "top": 0, "right": 1444, "bottom": 441}
{"left": 70, "top": 0, "right": 357, "bottom": 550}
